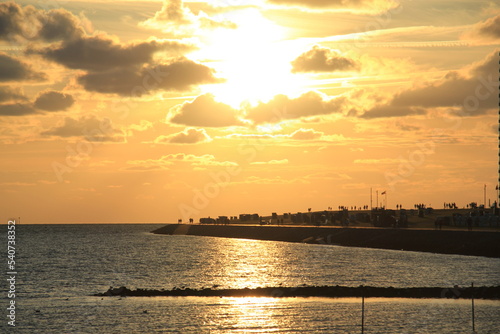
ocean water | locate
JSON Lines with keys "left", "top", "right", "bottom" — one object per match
{"left": 2, "top": 224, "right": 500, "bottom": 333}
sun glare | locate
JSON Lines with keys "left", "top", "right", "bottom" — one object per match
{"left": 195, "top": 9, "right": 307, "bottom": 108}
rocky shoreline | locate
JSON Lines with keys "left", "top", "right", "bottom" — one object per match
{"left": 152, "top": 224, "right": 500, "bottom": 258}
{"left": 96, "top": 285, "right": 500, "bottom": 300}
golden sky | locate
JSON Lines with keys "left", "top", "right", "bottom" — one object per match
{"left": 1, "top": 0, "right": 499, "bottom": 223}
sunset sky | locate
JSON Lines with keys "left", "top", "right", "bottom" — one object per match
{"left": 1, "top": 0, "right": 499, "bottom": 223}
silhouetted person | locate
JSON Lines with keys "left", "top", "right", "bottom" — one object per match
{"left": 467, "top": 216, "right": 472, "bottom": 231}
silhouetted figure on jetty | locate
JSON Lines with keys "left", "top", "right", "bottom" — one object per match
{"left": 467, "top": 215, "right": 473, "bottom": 231}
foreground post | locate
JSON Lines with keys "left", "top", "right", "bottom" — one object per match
{"left": 471, "top": 282, "right": 475, "bottom": 332}
{"left": 361, "top": 285, "right": 365, "bottom": 334}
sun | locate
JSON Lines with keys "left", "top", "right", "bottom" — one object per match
{"left": 194, "top": 8, "right": 307, "bottom": 108}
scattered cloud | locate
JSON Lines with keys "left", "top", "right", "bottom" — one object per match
{"left": 169, "top": 94, "right": 242, "bottom": 127}
{"left": 0, "top": 103, "right": 36, "bottom": 116}
{"left": 30, "top": 35, "right": 192, "bottom": 71}
{"left": 266, "top": 0, "right": 399, "bottom": 13}
{"left": 358, "top": 50, "right": 499, "bottom": 118}
{"left": 0, "top": 53, "right": 45, "bottom": 82}
{"left": 289, "top": 128, "right": 324, "bottom": 140}
{"left": 238, "top": 175, "right": 307, "bottom": 185}
{"left": 246, "top": 91, "right": 347, "bottom": 124}
{"left": 34, "top": 91, "right": 74, "bottom": 111}
{"left": 125, "top": 156, "right": 174, "bottom": 171}
{"left": 140, "top": 0, "right": 237, "bottom": 36}
{"left": 354, "top": 158, "right": 402, "bottom": 164}
{"left": 0, "top": 87, "right": 27, "bottom": 103}
{"left": 291, "top": 46, "right": 358, "bottom": 73}
{"left": 78, "top": 58, "right": 221, "bottom": 96}
{"left": 464, "top": 14, "right": 500, "bottom": 42}
{"left": 0, "top": 2, "right": 88, "bottom": 42}
{"left": 251, "top": 159, "right": 289, "bottom": 165}
{"left": 125, "top": 153, "right": 236, "bottom": 171}
{"left": 306, "top": 172, "right": 352, "bottom": 180}
{"left": 154, "top": 127, "right": 212, "bottom": 144}
{"left": 41, "top": 115, "right": 126, "bottom": 142}
{"left": 360, "top": 105, "right": 426, "bottom": 119}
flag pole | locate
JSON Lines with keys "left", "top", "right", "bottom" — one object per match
{"left": 370, "top": 188, "right": 372, "bottom": 210}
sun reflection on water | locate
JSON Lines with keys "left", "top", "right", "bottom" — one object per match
{"left": 213, "top": 237, "right": 291, "bottom": 289}
{"left": 217, "top": 297, "right": 284, "bottom": 333}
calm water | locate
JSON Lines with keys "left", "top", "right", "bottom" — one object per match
{"left": 2, "top": 224, "right": 500, "bottom": 333}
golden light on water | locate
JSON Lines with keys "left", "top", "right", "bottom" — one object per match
{"left": 218, "top": 297, "right": 283, "bottom": 333}
{"left": 216, "top": 238, "right": 286, "bottom": 289}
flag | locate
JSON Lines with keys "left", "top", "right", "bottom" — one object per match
{"left": 381, "top": 191, "right": 386, "bottom": 195}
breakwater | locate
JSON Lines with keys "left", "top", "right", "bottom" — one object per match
{"left": 96, "top": 285, "right": 500, "bottom": 299}
{"left": 152, "top": 224, "right": 500, "bottom": 258}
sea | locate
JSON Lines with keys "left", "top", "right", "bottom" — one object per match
{"left": 2, "top": 223, "right": 500, "bottom": 333}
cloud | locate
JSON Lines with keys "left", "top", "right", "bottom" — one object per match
{"left": 266, "top": 0, "right": 398, "bottom": 13}
{"left": 78, "top": 58, "right": 221, "bottom": 96}
{"left": 165, "top": 153, "right": 237, "bottom": 166}
{"left": 140, "top": 0, "right": 237, "bottom": 35}
{"left": 0, "top": 103, "right": 36, "bottom": 116}
{"left": 30, "top": 35, "right": 192, "bottom": 71}
{"left": 358, "top": 50, "right": 499, "bottom": 118}
{"left": 34, "top": 91, "right": 74, "bottom": 111}
{"left": 251, "top": 159, "right": 288, "bottom": 165}
{"left": 465, "top": 14, "right": 500, "bottom": 42}
{"left": 291, "top": 46, "right": 358, "bottom": 73}
{"left": 354, "top": 158, "right": 402, "bottom": 164}
{"left": 289, "top": 128, "right": 324, "bottom": 140}
{"left": 154, "top": 127, "right": 212, "bottom": 144}
{"left": 246, "top": 91, "right": 347, "bottom": 124}
{"left": 0, "top": 2, "right": 87, "bottom": 42}
{"left": 360, "top": 105, "right": 426, "bottom": 119}
{"left": 125, "top": 156, "right": 174, "bottom": 171}
{"left": 169, "top": 94, "right": 242, "bottom": 127}
{"left": 41, "top": 115, "right": 125, "bottom": 142}
{"left": 0, "top": 53, "right": 45, "bottom": 82}
{"left": 125, "top": 153, "right": 236, "bottom": 171}
{"left": 0, "top": 87, "right": 27, "bottom": 103}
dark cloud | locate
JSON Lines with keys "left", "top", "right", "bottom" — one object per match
{"left": 41, "top": 115, "right": 125, "bottom": 142}
{"left": 78, "top": 58, "right": 221, "bottom": 96}
{"left": 0, "top": 2, "right": 86, "bottom": 42}
{"left": 37, "top": 9, "right": 87, "bottom": 42}
{"left": 391, "top": 51, "right": 497, "bottom": 113}
{"left": 0, "top": 53, "right": 45, "bottom": 82}
{"left": 469, "top": 14, "right": 500, "bottom": 40}
{"left": 360, "top": 105, "right": 426, "bottom": 119}
{"left": 469, "top": 50, "right": 498, "bottom": 77}
{"left": 291, "top": 46, "right": 358, "bottom": 73}
{"left": 0, "top": 87, "right": 27, "bottom": 103}
{"left": 246, "top": 91, "right": 347, "bottom": 124}
{"left": 0, "top": 103, "right": 36, "bottom": 116}
{"left": 154, "top": 127, "right": 212, "bottom": 144}
{"left": 359, "top": 50, "right": 498, "bottom": 118}
{"left": 169, "top": 94, "right": 242, "bottom": 127}
{"left": 30, "top": 35, "right": 192, "bottom": 71}
{"left": 34, "top": 91, "right": 75, "bottom": 111}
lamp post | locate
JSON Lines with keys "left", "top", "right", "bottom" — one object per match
{"left": 484, "top": 184, "right": 487, "bottom": 208}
